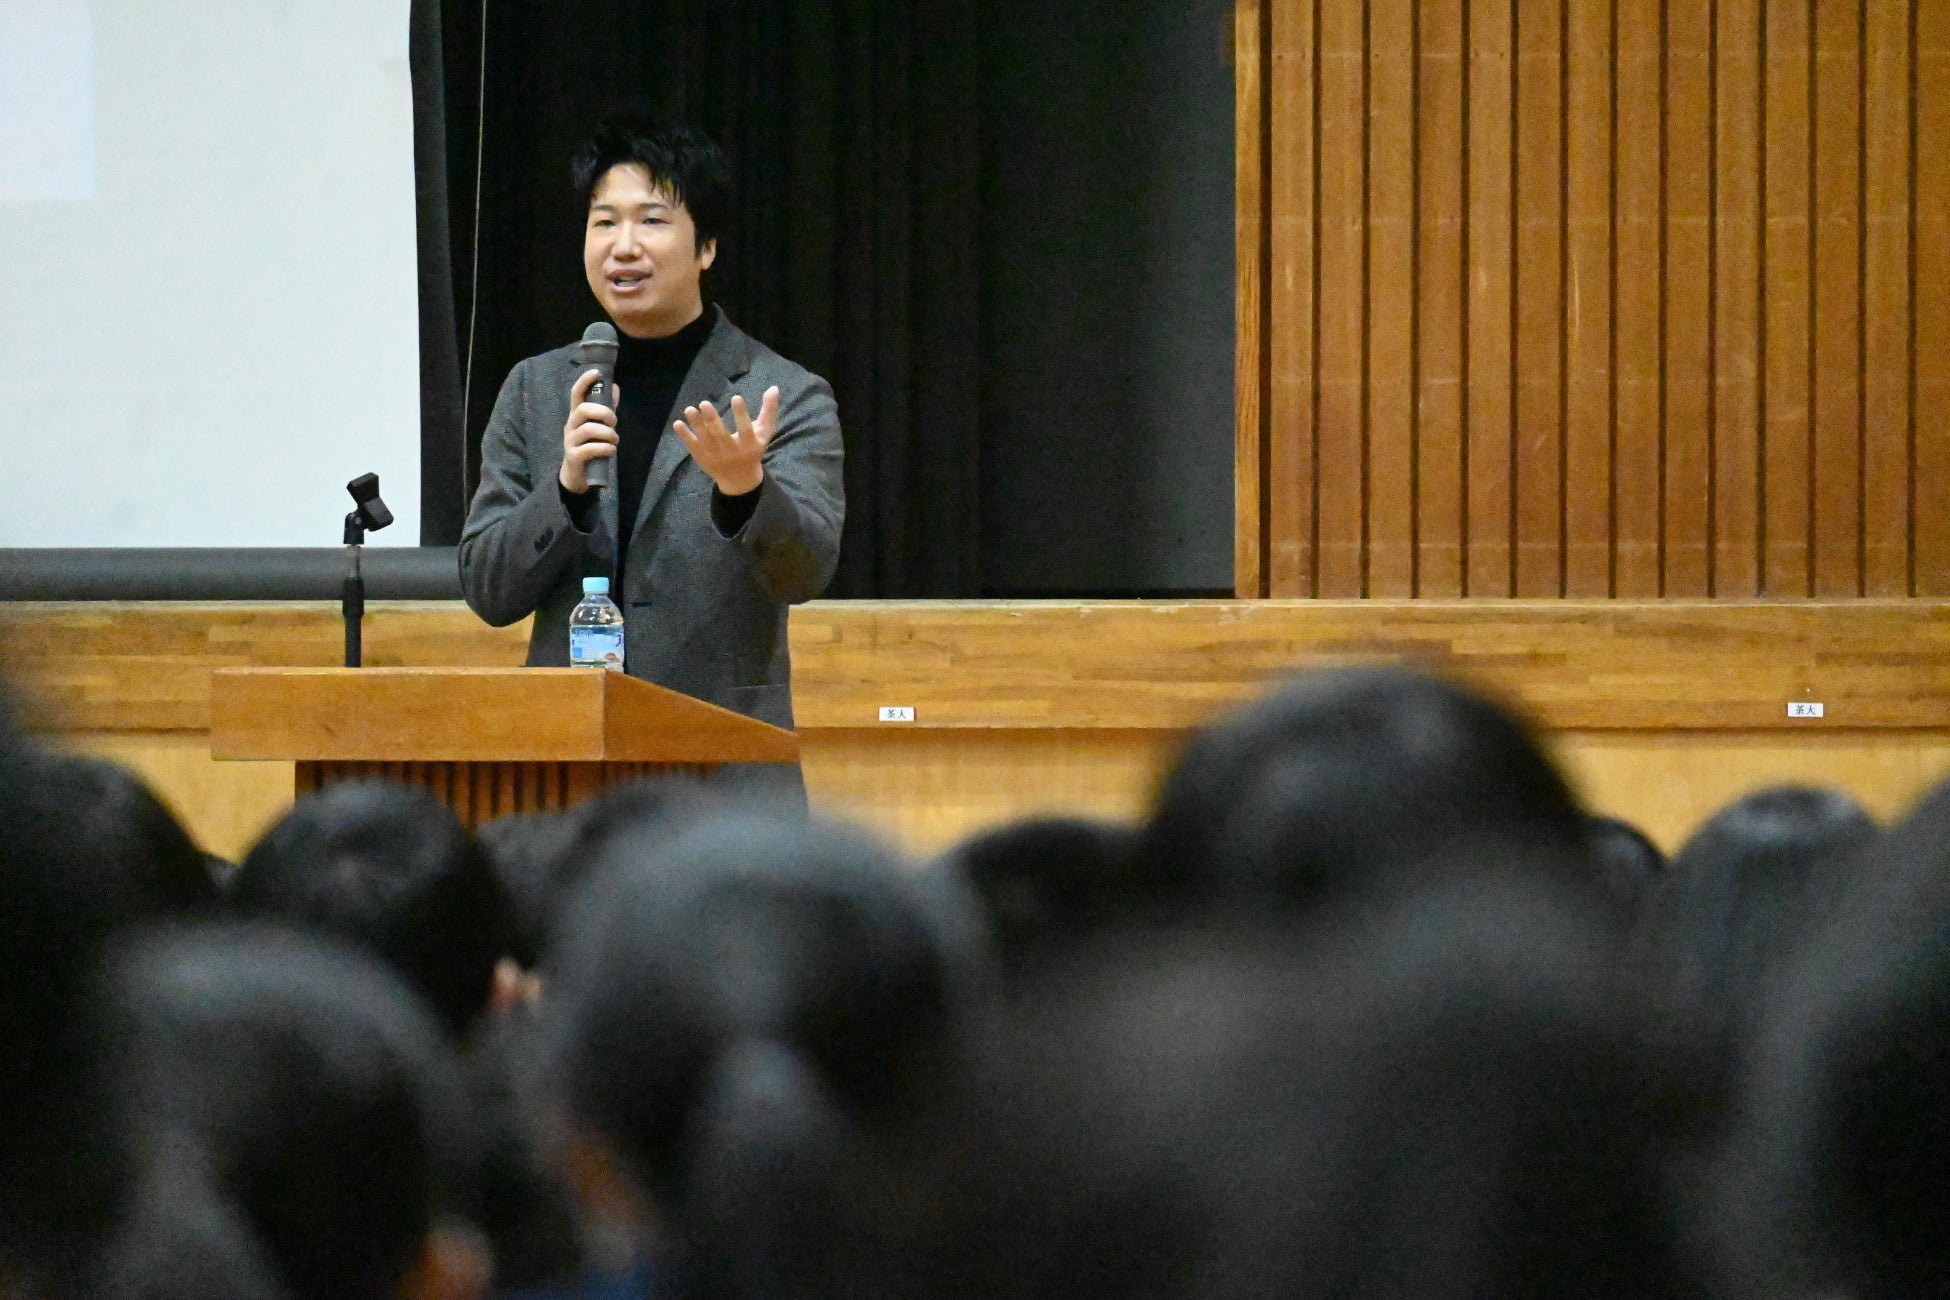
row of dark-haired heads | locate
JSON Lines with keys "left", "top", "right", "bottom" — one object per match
{"left": 2, "top": 664, "right": 1946, "bottom": 1300}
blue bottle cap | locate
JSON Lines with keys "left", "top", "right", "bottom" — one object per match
{"left": 582, "top": 576, "right": 610, "bottom": 595}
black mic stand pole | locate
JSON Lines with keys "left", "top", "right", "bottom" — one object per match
{"left": 343, "top": 510, "right": 366, "bottom": 668}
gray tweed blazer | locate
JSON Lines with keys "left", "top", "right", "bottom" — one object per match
{"left": 458, "top": 307, "right": 843, "bottom": 729}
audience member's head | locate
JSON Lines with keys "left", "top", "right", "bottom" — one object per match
{"left": 533, "top": 810, "right": 975, "bottom": 1290}
{"left": 96, "top": 924, "right": 485, "bottom": 1300}
{"left": 0, "top": 724, "right": 128, "bottom": 1294}
{"left": 230, "top": 781, "right": 516, "bottom": 1036}
{"left": 907, "top": 877, "right": 1707, "bottom": 1298}
{"left": 475, "top": 811, "right": 583, "bottom": 970}
{"left": 1636, "top": 785, "right": 1877, "bottom": 1049}
{"left": 1139, "top": 667, "right": 1592, "bottom": 919}
{"left": 1721, "top": 774, "right": 1950, "bottom": 1300}
{"left": 931, "top": 815, "right": 1136, "bottom": 976}
{"left": 481, "top": 777, "right": 720, "bottom": 970}
{"left": 1584, "top": 812, "right": 1667, "bottom": 913}
{"left": 24, "top": 751, "right": 218, "bottom": 917}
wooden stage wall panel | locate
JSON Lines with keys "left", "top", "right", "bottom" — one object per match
{"left": 9, "top": 600, "right": 1950, "bottom": 856}
{"left": 789, "top": 599, "right": 1950, "bottom": 730}
{"left": 1236, "top": 0, "right": 1945, "bottom": 599}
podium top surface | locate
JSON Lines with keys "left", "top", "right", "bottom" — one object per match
{"left": 209, "top": 667, "right": 797, "bottom": 764}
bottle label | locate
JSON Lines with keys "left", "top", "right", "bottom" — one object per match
{"left": 570, "top": 626, "right": 625, "bottom": 671}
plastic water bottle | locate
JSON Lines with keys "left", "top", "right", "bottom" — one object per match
{"left": 569, "top": 576, "right": 625, "bottom": 671}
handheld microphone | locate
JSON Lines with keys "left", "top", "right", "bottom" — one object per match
{"left": 574, "top": 322, "right": 620, "bottom": 489}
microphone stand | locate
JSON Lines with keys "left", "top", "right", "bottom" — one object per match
{"left": 342, "top": 511, "right": 367, "bottom": 668}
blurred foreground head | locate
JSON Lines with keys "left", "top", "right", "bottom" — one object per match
{"left": 1584, "top": 812, "right": 1667, "bottom": 913}
{"left": 1636, "top": 785, "right": 1877, "bottom": 1051}
{"left": 18, "top": 751, "right": 217, "bottom": 917}
{"left": 534, "top": 810, "right": 977, "bottom": 1292}
{"left": 97, "top": 924, "right": 482, "bottom": 1300}
{"left": 231, "top": 781, "right": 516, "bottom": 1035}
{"left": 930, "top": 815, "right": 1135, "bottom": 977}
{"left": 0, "top": 722, "right": 128, "bottom": 1295}
{"left": 479, "top": 776, "right": 722, "bottom": 969}
{"left": 1140, "top": 667, "right": 1591, "bottom": 918}
{"left": 1724, "top": 774, "right": 1950, "bottom": 1299}
{"left": 951, "top": 877, "right": 1712, "bottom": 1300}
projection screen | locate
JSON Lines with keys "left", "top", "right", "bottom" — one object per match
{"left": 0, "top": 0, "right": 422, "bottom": 547}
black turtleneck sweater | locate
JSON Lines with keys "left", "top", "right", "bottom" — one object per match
{"left": 559, "top": 306, "right": 760, "bottom": 583}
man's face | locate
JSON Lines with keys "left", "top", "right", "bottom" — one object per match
{"left": 583, "top": 163, "right": 716, "bottom": 339}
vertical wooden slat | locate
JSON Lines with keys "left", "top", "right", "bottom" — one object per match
{"left": 1615, "top": 0, "right": 1663, "bottom": 594}
{"left": 1812, "top": 0, "right": 1863, "bottom": 595}
{"left": 1862, "top": 0, "right": 1911, "bottom": 595}
{"left": 1317, "top": 0, "right": 1367, "bottom": 594}
{"left": 1513, "top": 0, "right": 1565, "bottom": 595}
{"left": 1665, "top": 0, "right": 1714, "bottom": 595}
{"left": 1369, "top": 0, "right": 1417, "bottom": 596}
{"left": 1237, "top": 0, "right": 1268, "bottom": 598}
{"left": 1242, "top": 0, "right": 1928, "bottom": 603}
{"left": 1715, "top": 0, "right": 1764, "bottom": 596}
{"left": 1467, "top": 0, "right": 1516, "bottom": 595}
{"left": 1912, "top": 1, "right": 1948, "bottom": 593}
{"left": 1268, "top": 0, "right": 1317, "bottom": 596}
{"left": 1418, "top": 0, "right": 1467, "bottom": 596}
{"left": 1763, "top": 0, "right": 1815, "bottom": 595}
{"left": 1564, "top": 0, "right": 1613, "bottom": 596}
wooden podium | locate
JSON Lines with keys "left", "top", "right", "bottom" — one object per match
{"left": 209, "top": 668, "right": 799, "bottom": 827}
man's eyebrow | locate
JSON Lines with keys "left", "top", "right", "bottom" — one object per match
{"left": 590, "top": 200, "right": 674, "bottom": 215}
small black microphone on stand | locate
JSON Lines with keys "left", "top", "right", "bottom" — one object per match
{"left": 342, "top": 473, "right": 394, "bottom": 668}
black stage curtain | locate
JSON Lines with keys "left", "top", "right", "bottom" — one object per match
{"left": 411, "top": 0, "right": 981, "bottom": 598}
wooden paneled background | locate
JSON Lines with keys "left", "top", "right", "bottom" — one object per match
{"left": 12, "top": 601, "right": 1950, "bottom": 859}
{"left": 1236, "top": 0, "right": 1950, "bottom": 598}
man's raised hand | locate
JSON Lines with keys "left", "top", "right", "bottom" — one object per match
{"left": 559, "top": 367, "right": 619, "bottom": 494}
{"left": 674, "top": 386, "right": 780, "bottom": 497}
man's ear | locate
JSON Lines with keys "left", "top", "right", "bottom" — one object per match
{"left": 699, "top": 238, "right": 718, "bottom": 271}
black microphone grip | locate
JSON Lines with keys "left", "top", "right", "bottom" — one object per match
{"left": 574, "top": 322, "right": 620, "bottom": 491}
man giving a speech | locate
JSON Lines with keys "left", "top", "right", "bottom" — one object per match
{"left": 459, "top": 111, "right": 843, "bottom": 748}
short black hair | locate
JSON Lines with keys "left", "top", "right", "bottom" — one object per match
{"left": 99, "top": 924, "right": 471, "bottom": 1300}
{"left": 1138, "top": 667, "right": 1593, "bottom": 919}
{"left": 26, "top": 752, "right": 219, "bottom": 917}
{"left": 0, "top": 722, "right": 127, "bottom": 1287}
{"left": 1720, "top": 774, "right": 1950, "bottom": 1298}
{"left": 534, "top": 810, "right": 976, "bottom": 1288}
{"left": 1584, "top": 812, "right": 1667, "bottom": 912}
{"left": 931, "top": 816, "right": 1137, "bottom": 977}
{"left": 478, "top": 777, "right": 724, "bottom": 968}
{"left": 572, "top": 108, "right": 729, "bottom": 252}
{"left": 1634, "top": 785, "right": 1876, "bottom": 1047}
{"left": 230, "top": 781, "right": 517, "bottom": 1037}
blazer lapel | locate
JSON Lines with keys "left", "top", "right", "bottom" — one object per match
{"left": 627, "top": 307, "right": 755, "bottom": 544}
